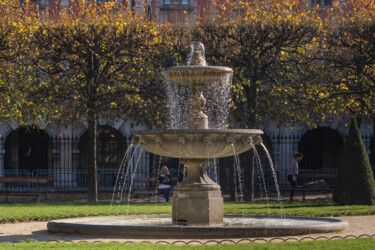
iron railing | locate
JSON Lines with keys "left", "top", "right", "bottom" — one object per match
{"left": 1, "top": 133, "right": 373, "bottom": 193}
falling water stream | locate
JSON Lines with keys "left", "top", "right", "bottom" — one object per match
{"left": 251, "top": 143, "right": 271, "bottom": 217}
{"left": 125, "top": 149, "right": 144, "bottom": 215}
{"left": 164, "top": 77, "right": 231, "bottom": 129}
{"left": 111, "top": 139, "right": 284, "bottom": 218}
{"left": 110, "top": 144, "right": 136, "bottom": 215}
{"left": 261, "top": 143, "right": 285, "bottom": 218}
{"left": 118, "top": 145, "right": 139, "bottom": 203}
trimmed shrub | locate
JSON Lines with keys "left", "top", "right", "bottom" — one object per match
{"left": 333, "top": 117, "right": 375, "bottom": 205}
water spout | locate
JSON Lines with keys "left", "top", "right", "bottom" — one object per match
{"left": 188, "top": 41, "right": 208, "bottom": 66}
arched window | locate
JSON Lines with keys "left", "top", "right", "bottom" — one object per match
{"left": 78, "top": 125, "right": 127, "bottom": 189}
{"left": 4, "top": 126, "right": 52, "bottom": 176}
{"left": 298, "top": 127, "right": 343, "bottom": 171}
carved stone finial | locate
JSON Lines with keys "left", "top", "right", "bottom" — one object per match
{"left": 155, "top": 136, "right": 162, "bottom": 145}
{"left": 178, "top": 136, "right": 186, "bottom": 145}
{"left": 226, "top": 135, "right": 235, "bottom": 145}
{"left": 253, "top": 136, "right": 263, "bottom": 145}
{"left": 244, "top": 136, "right": 253, "bottom": 145}
{"left": 188, "top": 42, "right": 207, "bottom": 66}
{"left": 203, "top": 135, "right": 212, "bottom": 145}
{"left": 131, "top": 136, "right": 140, "bottom": 145}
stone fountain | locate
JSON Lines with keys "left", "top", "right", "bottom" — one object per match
{"left": 132, "top": 41, "right": 263, "bottom": 226}
{"left": 47, "top": 42, "right": 349, "bottom": 238}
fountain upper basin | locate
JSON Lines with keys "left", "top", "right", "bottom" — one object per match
{"left": 132, "top": 129, "right": 263, "bottom": 159}
{"left": 162, "top": 66, "right": 233, "bottom": 86}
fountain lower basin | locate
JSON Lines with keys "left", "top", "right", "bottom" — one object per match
{"left": 47, "top": 215, "right": 349, "bottom": 238}
{"left": 133, "top": 129, "right": 264, "bottom": 226}
{"left": 132, "top": 129, "right": 263, "bottom": 159}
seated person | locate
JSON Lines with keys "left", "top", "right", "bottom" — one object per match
{"left": 158, "top": 166, "right": 172, "bottom": 202}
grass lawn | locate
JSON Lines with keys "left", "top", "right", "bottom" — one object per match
{"left": 0, "top": 201, "right": 374, "bottom": 248}
{"left": 0, "top": 201, "right": 374, "bottom": 221}
{"left": 0, "top": 238, "right": 374, "bottom": 249}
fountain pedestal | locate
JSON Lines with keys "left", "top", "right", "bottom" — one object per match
{"left": 172, "top": 188, "right": 223, "bottom": 225}
{"left": 172, "top": 159, "right": 223, "bottom": 225}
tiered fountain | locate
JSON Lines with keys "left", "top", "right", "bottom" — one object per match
{"left": 47, "top": 42, "right": 348, "bottom": 238}
{"left": 133, "top": 41, "right": 263, "bottom": 226}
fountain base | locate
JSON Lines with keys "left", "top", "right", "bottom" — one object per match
{"left": 172, "top": 188, "right": 223, "bottom": 225}
{"left": 47, "top": 215, "right": 349, "bottom": 238}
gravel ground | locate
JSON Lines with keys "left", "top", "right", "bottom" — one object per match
{"left": 0, "top": 216, "right": 374, "bottom": 244}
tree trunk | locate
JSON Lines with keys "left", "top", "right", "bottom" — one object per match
{"left": 87, "top": 112, "right": 98, "bottom": 202}
{"left": 240, "top": 74, "right": 258, "bottom": 201}
{"left": 356, "top": 116, "right": 362, "bottom": 128}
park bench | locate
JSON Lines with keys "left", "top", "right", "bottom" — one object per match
{"left": 0, "top": 176, "right": 56, "bottom": 203}
{"left": 135, "top": 177, "right": 178, "bottom": 202}
{"left": 283, "top": 173, "right": 337, "bottom": 202}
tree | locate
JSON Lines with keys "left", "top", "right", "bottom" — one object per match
{"left": 333, "top": 117, "right": 375, "bottom": 205}
{"left": 191, "top": 0, "right": 322, "bottom": 200}
{"left": 314, "top": 0, "right": 375, "bottom": 171}
{"left": 192, "top": 0, "right": 324, "bottom": 126}
{"left": 0, "top": 0, "right": 41, "bottom": 125}
{"left": 23, "top": 1, "right": 163, "bottom": 201}
{"left": 0, "top": 3, "right": 13, "bottom": 122}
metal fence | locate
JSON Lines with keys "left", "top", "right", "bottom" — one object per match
{"left": 2, "top": 131, "right": 372, "bottom": 193}
{"left": 0, "top": 135, "right": 147, "bottom": 192}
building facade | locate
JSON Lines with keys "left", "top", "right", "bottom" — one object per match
{"left": 0, "top": 121, "right": 151, "bottom": 192}
{"left": 1, "top": 117, "right": 373, "bottom": 192}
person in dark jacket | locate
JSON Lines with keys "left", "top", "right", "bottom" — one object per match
{"left": 158, "top": 166, "right": 172, "bottom": 202}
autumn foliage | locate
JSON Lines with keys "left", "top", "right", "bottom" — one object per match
{"left": 2, "top": 0, "right": 375, "bottom": 129}
{"left": 1, "top": 0, "right": 375, "bottom": 200}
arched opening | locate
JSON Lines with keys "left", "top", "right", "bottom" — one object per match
{"left": 4, "top": 126, "right": 52, "bottom": 176}
{"left": 78, "top": 125, "right": 127, "bottom": 190}
{"left": 298, "top": 127, "right": 343, "bottom": 171}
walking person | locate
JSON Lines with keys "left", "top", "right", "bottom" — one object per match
{"left": 288, "top": 152, "right": 303, "bottom": 202}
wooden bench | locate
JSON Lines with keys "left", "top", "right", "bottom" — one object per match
{"left": 137, "top": 177, "right": 179, "bottom": 186}
{"left": 0, "top": 177, "right": 55, "bottom": 203}
{"left": 136, "top": 177, "right": 178, "bottom": 202}
{"left": 297, "top": 172, "right": 337, "bottom": 180}
{"left": 284, "top": 187, "right": 334, "bottom": 202}
{"left": 284, "top": 173, "right": 337, "bottom": 202}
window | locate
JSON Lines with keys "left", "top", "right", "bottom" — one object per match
{"left": 20, "top": 0, "right": 38, "bottom": 5}
{"left": 324, "top": 0, "right": 333, "bottom": 6}
{"left": 97, "top": 0, "right": 112, "bottom": 4}
{"left": 311, "top": 0, "right": 333, "bottom": 8}
{"left": 164, "top": 0, "right": 190, "bottom": 6}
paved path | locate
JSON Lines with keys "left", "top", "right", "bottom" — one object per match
{"left": 0, "top": 216, "right": 374, "bottom": 244}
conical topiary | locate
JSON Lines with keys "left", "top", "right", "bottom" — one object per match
{"left": 333, "top": 117, "right": 375, "bottom": 205}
